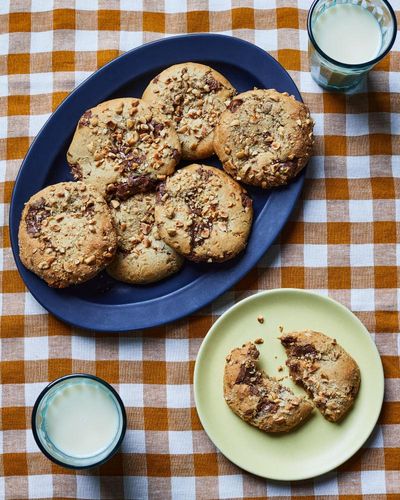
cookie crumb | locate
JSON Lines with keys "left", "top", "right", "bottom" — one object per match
{"left": 257, "top": 315, "right": 264, "bottom": 324}
{"left": 278, "top": 325, "right": 284, "bottom": 333}
{"left": 277, "top": 365, "right": 284, "bottom": 372}
{"left": 254, "top": 337, "right": 264, "bottom": 345}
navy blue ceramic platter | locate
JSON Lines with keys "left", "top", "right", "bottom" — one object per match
{"left": 10, "top": 34, "right": 305, "bottom": 332}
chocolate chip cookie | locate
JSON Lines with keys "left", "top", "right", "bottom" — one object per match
{"left": 107, "top": 193, "right": 183, "bottom": 284}
{"left": 142, "top": 63, "right": 236, "bottom": 160}
{"left": 18, "top": 182, "right": 117, "bottom": 288}
{"left": 280, "top": 330, "right": 361, "bottom": 422}
{"left": 154, "top": 164, "right": 253, "bottom": 263}
{"left": 213, "top": 89, "right": 314, "bottom": 188}
{"left": 67, "top": 98, "right": 181, "bottom": 200}
{"left": 224, "top": 342, "right": 314, "bottom": 433}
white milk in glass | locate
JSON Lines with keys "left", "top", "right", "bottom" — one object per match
{"left": 45, "top": 381, "right": 120, "bottom": 457}
{"left": 313, "top": 3, "right": 382, "bottom": 64}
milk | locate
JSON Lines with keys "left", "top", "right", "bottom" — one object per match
{"left": 313, "top": 3, "right": 382, "bottom": 64}
{"left": 44, "top": 380, "right": 120, "bottom": 458}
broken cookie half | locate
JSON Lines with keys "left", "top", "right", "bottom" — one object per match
{"left": 280, "top": 330, "right": 361, "bottom": 422}
{"left": 224, "top": 342, "right": 314, "bottom": 433}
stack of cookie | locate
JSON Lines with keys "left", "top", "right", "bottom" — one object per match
{"left": 18, "top": 62, "right": 314, "bottom": 288}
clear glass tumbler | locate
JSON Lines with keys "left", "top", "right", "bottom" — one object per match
{"left": 32, "top": 374, "right": 127, "bottom": 469}
{"left": 307, "top": 0, "right": 397, "bottom": 91}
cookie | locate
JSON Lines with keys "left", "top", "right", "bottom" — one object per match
{"left": 224, "top": 342, "right": 314, "bottom": 433}
{"left": 142, "top": 63, "right": 236, "bottom": 160}
{"left": 280, "top": 330, "right": 361, "bottom": 422}
{"left": 107, "top": 193, "right": 183, "bottom": 284}
{"left": 67, "top": 98, "right": 181, "bottom": 199}
{"left": 213, "top": 89, "right": 314, "bottom": 188}
{"left": 18, "top": 182, "right": 117, "bottom": 288}
{"left": 154, "top": 164, "right": 253, "bottom": 263}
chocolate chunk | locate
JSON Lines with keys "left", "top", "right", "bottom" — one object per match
{"left": 228, "top": 99, "right": 243, "bottom": 113}
{"left": 152, "top": 75, "right": 159, "bottom": 84}
{"left": 235, "top": 364, "right": 247, "bottom": 384}
{"left": 150, "top": 121, "right": 164, "bottom": 138}
{"left": 281, "top": 336, "right": 296, "bottom": 346}
{"left": 78, "top": 110, "right": 92, "bottom": 128}
{"left": 241, "top": 192, "right": 252, "bottom": 209}
{"left": 292, "top": 344, "right": 318, "bottom": 359}
{"left": 249, "top": 385, "right": 260, "bottom": 396}
{"left": 157, "top": 182, "right": 166, "bottom": 201}
{"left": 25, "top": 198, "right": 50, "bottom": 236}
{"left": 263, "top": 132, "right": 273, "bottom": 142}
{"left": 235, "top": 364, "right": 254, "bottom": 384}
{"left": 172, "top": 148, "right": 181, "bottom": 163}
{"left": 279, "top": 159, "right": 298, "bottom": 172}
{"left": 235, "top": 363, "right": 259, "bottom": 385}
{"left": 70, "top": 163, "right": 83, "bottom": 180}
{"left": 84, "top": 204, "right": 95, "bottom": 217}
{"left": 106, "top": 120, "right": 117, "bottom": 130}
{"left": 111, "top": 175, "right": 159, "bottom": 201}
{"left": 257, "top": 398, "right": 279, "bottom": 414}
{"left": 205, "top": 75, "right": 221, "bottom": 92}
{"left": 197, "top": 166, "right": 213, "bottom": 182}
{"left": 286, "top": 360, "right": 300, "bottom": 374}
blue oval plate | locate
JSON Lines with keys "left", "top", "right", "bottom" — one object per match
{"left": 10, "top": 34, "right": 305, "bottom": 332}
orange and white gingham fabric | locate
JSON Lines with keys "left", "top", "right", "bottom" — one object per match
{"left": 1, "top": 1, "right": 399, "bottom": 499}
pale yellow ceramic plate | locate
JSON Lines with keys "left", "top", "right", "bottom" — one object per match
{"left": 194, "top": 289, "right": 384, "bottom": 481}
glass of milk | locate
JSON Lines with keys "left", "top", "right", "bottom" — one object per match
{"left": 32, "top": 374, "right": 127, "bottom": 469}
{"left": 308, "top": 0, "right": 397, "bottom": 90}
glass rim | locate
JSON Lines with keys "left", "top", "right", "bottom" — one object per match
{"left": 307, "top": 0, "right": 398, "bottom": 69}
{"left": 31, "top": 373, "right": 127, "bottom": 470}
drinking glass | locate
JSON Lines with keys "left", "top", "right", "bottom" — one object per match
{"left": 307, "top": 0, "right": 397, "bottom": 90}
{"left": 32, "top": 374, "right": 127, "bottom": 469}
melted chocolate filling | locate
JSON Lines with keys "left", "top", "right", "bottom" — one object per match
{"left": 205, "top": 75, "right": 221, "bottom": 92}
{"left": 25, "top": 198, "right": 50, "bottom": 236}
{"left": 78, "top": 110, "right": 92, "bottom": 127}
{"left": 109, "top": 175, "right": 158, "bottom": 201}
{"left": 257, "top": 399, "right": 279, "bottom": 414}
{"left": 228, "top": 99, "right": 243, "bottom": 113}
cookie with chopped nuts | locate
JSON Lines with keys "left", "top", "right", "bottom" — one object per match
{"left": 213, "top": 89, "right": 314, "bottom": 189}
{"left": 142, "top": 63, "right": 236, "bottom": 160}
{"left": 67, "top": 98, "right": 181, "bottom": 200}
{"left": 154, "top": 164, "right": 253, "bottom": 263}
{"left": 224, "top": 342, "right": 314, "bottom": 433}
{"left": 18, "top": 182, "right": 117, "bottom": 288}
{"left": 107, "top": 193, "right": 183, "bottom": 284}
{"left": 280, "top": 330, "right": 361, "bottom": 422}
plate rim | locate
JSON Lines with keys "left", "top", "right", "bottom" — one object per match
{"left": 9, "top": 34, "right": 306, "bottom": 332}
{"left": 193, "top": 288, "right": 385, "bottom": 481}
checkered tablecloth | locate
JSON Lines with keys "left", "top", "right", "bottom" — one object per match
{"left": 1, "top": 0, "right": 399, "bottom": 498}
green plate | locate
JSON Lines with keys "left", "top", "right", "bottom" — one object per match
{"left": 194, "top": 289, "right": 384, "bottom": 481}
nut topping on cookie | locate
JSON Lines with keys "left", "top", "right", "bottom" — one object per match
{"left": 154, "top": 164, "right": 253, "bottom": 263}
{"left": 18, "top": 182, "right": 117, "bottom": 288}
{"left": 67, "top": 98, "right": 181, "bottom": 199}
{"left": 214, "top": 89, "right": 314, "bottom": 189}
{"left": 107, "top": 192, "right": 183, "bottom": 284}
{"left": 142, "top": 63, "right": 236, "bottom": 160}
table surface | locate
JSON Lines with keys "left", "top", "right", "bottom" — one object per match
{"left": 0, "top": 1, "right": 399, "bottom": 499}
